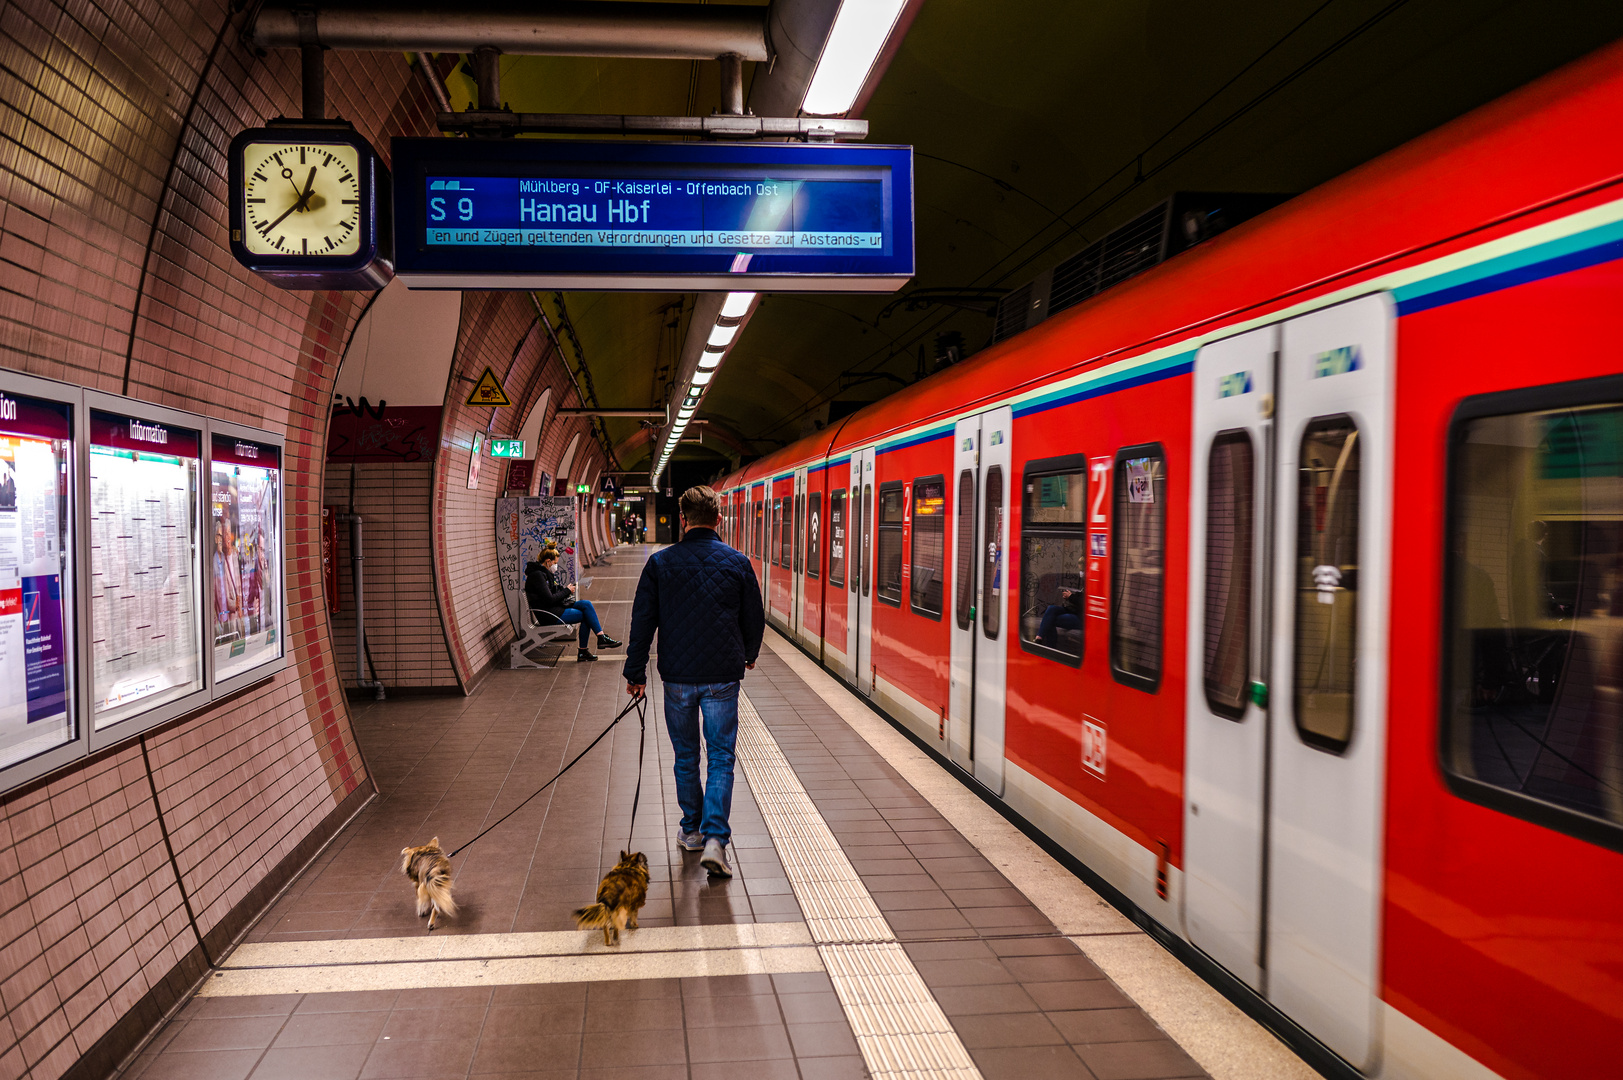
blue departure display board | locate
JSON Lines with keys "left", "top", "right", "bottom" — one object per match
{"left": 391, "top": 139, "right": 913, "bottom": 292}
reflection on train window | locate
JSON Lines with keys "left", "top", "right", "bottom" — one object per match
{"left": 1294, "top": 417, "right": 1360, "bottom": 752}
{"left": 829, "top": 491, "right": 846, "bottom": 587}
{"left": 1205, "top": 432, "right": 1254, "bottom": 719}
{"left": 956, "top": 470, "right": 976, "bottom": 630}
{"left": 983, "top": 467, "right": 1003, "bottom": 639}
{"left": 1021, "top": 464, "right": 1086, "bottom": 665}
{"left": 783, "top": 496, "right": 795, "bottom": 569}
{"left": 1112, "top": 448, "right": 1165, "bottom": 690}
{"left": 755, "top": 498, "right": 764, "bottom": 557}
{"left": 795, "top": 494, "right": 805, "bottom": 573}
{"left": 1446, "top": 399, "right": 1623, "bottom": 840}
{"left": 876, "top": 481, "right": 904, "bottom": 606}
{"left": 911, "top": 475, "right": 946, "bottom": 618}
{"left": 861, "top": 483, "right": 873, "bottom": 597}
{"left": 807, "top": 493, "right": 822, "bottom": 579}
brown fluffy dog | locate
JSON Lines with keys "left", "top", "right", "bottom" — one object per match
{"left": 400, "top": 837, "right": 457, "bottom": 930}
{"left": 574, "top": 850, "right": 648, "bottom": 945}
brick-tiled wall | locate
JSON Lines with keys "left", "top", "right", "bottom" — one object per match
{"left": 322, "top": 462, "right": 458, "bottom": 690}
{"left": 0, "top": 3, "right": 447, "bottom": 1077}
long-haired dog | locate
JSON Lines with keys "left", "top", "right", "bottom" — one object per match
{"left": 400, "top": 837, "right": 457, "bottom": 930}
{"left": 573, "top": 850, "right": 648, "bottom": 946}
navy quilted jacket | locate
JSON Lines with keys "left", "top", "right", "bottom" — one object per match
{"left": 623, "top": 529, "right": 765, "bottom": 685}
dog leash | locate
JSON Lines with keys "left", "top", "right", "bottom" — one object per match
{"left": 448, "top": 694, "right": 649, "bottom": 859}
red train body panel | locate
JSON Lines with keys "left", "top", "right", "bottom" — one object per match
{"left": 713, "top": 42, "right": 1623, "bottom": 1080}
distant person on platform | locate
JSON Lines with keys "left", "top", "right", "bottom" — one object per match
{"left": 525, "top": 548, "right": 622, "bottom": 663}
{"left": 624, "top": 486, "right": 765, "bottom": 878}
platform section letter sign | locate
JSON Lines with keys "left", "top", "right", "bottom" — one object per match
{"left": 0, "top": 391, "right": 74, "bottom": 772}
{"left": 467, "top": 367, "right": 513, "bottom": 407}
{"left": 392, "top": 139, "right": 914, "bottom": 292}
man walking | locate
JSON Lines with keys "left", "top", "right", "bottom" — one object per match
{"left": 624, "top": 486, "right": 765, "bottom": 878}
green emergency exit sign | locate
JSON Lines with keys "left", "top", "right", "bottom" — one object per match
{"left": 488, "top": 439, "right": 525, "bottom": 458}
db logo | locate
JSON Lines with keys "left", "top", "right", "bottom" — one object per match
{"left": 1082, "top": 717, "right": 1107, "bottom": 780}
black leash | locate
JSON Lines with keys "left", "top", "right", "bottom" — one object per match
{"left": 448, "top": 694, "right": 648, "bottom": 859}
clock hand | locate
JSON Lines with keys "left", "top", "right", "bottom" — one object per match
{"left": 261, "top": 197, "right": 306, "bottom": 234}
{"left": 258, "top": 167, "right": 321, "bottom": 235}
{"left": 296, "top": 166, "right": 317, "bottom": 210}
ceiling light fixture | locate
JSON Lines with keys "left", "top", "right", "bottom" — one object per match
{"left": 719, "top": 292, "right": 755, "bottom": 319}
{"left": 707, "top": 323, "right": 738, "bottom": 348}
{"left": 698, "top": 352, "right": 723, "bottom": 370}
{"left": 801, "top": 0, "right": 909, "bottom": 116}
{"left": 692, "top": 371, "right": 714, "bottom": 385}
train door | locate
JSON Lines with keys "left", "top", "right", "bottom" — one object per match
{"left": 850, "top": 447, "right": 877, "bottom": 696}
{"left": 1182, "top": 295, "right": 1392, "bottom": 1071}
{"left": 948, "top": 419, "right": 979, "bottom": 770}
{"left": 1183, "top": 326, "right": 1276, "bottom": 991}
{"left": 792, "top": 469, "right": 807, "bottom": 637}
{"left": 971, "top": 407, "right": 1011, "bottom": 793}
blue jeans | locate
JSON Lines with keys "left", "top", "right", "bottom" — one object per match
{"left": 1037, "top": 605, "right": 1081, "bottom": 644}
{"left": 663, "top": 681, "right": 739, "bottom": 843}
{"left": 558, "top": 600, "right": 602, "bottom": 647}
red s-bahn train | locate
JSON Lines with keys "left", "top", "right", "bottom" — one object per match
{"left": 711, "top": 40, "right": 1623, "bottom": 1080}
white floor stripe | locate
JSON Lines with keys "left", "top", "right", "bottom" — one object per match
{"left": 763, "top": 633, "right": 1318, "bottom": 1080}
{"left": 737, "top": 691, "right": 982, "bottom": 1080}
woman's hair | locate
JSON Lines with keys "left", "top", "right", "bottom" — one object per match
{"left": 540, "top": 549, "right": 558, "bottom": 564}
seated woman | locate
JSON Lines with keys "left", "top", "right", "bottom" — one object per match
{"left": 524, "top": 548, "right": 622, "bottom": 662}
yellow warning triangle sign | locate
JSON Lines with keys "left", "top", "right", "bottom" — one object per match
{"left": 465, "top": 367, "right": 513, "bottom": 407}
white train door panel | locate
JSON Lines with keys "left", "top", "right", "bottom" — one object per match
{"left": 1183, "top": 326, "right": 1277, "bottom": 992}
{"left": 851, "top": 448, "right": 877, "bottom": 697}
{"left": 972, "top": 406, "right": 1012, "bottom": 795}
{"left": 792, "top": 468, "right": 807, "bottom": 638}
{"left": 1268, "top": 293, "right": 1393, "bottom": 1071}
{"left": 948, "top": 417, "right": 980, "bottom": 771}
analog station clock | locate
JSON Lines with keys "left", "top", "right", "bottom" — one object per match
{"left": 228, "top": 121, "right": 392, "bottom": 290}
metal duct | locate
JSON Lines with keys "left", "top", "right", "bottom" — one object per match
{"left": 250, "top": 1, "right": 769, "bottom": 61}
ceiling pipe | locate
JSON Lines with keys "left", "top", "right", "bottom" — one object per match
{"left": 472, "top": 45, "right": 501, "bottom": 110}
{"left": 250, "top": 1, "right": 769, "bottom": 61}
{"left": 411, "top": 52, "right": 452, "bottom": 113}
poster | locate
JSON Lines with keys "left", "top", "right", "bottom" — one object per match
{"left": 88, "top": 411, "right": 204, "bottom": 728}
{"left": 0, "top": 391, "right": 74, "bottom": 771}
{"left": 496, "top": 496, "right": 578, "bottom": 630}
{"left": 212, "top": 435, "right": 282, "bottom": 682}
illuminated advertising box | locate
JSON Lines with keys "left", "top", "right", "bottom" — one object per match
{"left": 0, "top": 385, "right": 74, "bottom": 772}
{"left": 391, "top": 139, "right": 914, "bottom": 292}
{"left": 88, "top": 407, "right": 205, "bottom": 729}
{"left": 210, "top": 431, "right": 284, "bottom": 686}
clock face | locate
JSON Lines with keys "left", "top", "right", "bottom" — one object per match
{"left": 240, "top": 141, "right": 362, "bottom": 257}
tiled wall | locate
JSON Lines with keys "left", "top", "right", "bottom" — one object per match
{"left": 431, "top": 292, "right": 606, "bottom": 687}
{"left": 322, "top": 462, "right": 458, "bottom": 690}
{"left": 0, "top": 2, "right": 446, "bottom": 1077}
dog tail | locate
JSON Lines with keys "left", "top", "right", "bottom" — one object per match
{"left": 573, "top": 902, "right": 610, "bottom": 929}
{"left": 423, "top": 865, "right": 457, "bottom": 919}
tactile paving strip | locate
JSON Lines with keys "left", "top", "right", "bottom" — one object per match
{"left": 737, "top": 692, "right": 982, "bottom": 1080}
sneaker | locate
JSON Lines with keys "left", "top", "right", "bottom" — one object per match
{"left": 700, "top": 837, "right": 732, "bottom": 878}
{"left": 597, "top": 634, "right": 623, "bottom": 649}
{"left": 577, "top": 649, "right": 599, "bottom": 662}
{"left": 676, "top": 827, "right": 705, "bottom": 851}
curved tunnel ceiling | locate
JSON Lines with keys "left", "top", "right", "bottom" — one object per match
{"left": 430, "top": 0, "right": 1623, "bottom": 476}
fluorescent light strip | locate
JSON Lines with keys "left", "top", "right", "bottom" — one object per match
{"left": 698, "top": 353, "right": 723, "bottom": 370}
{"left": 720, "top": 291, "right": 755, "bottom": 319}
{"left": 692, "top": 371, "right": 714, "bottom": 386}
{"left": 801, "top": 0, "right": 909, "bottom": 116}
{"left": 707, "top": 323, "right": 738, "bottom": 348}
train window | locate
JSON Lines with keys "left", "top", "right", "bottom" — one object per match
{"left": 876, "top": 481, "right": 904, "bottom": 606}
{"left": 955, "top": 470, "right": 976, "bottom": 630}
{"left": 771, "top": 499, "right": 780, "bottom": 566}
{"left": 807, "top": 493, "right": 822, "bottom": 579}
{"left": 849, "top": 486, "right": 861, "bottom": 593}
{"left": 1444, "top": 384, "right": 1623, "bottom": 850}
{"left": 782, "top": 496, "right": 794, "bottom": 568}
{"left": 829, "top": 491, "right": 845, "bottom": 586}
{"left": 1293, "top": 418, "right": 1359, "bottom": 753}
{"left": 1112, "top": 446, "right": 1166, "bottom": 692}
{"left": 983, "top": 467, "right": 1003, "bottom": 639}
{"left": 1020, "top": 456, "right": 1089, "bottom": 666}
{"left": 862, "top": 482, "right": 873, "bottom": 597}
{"left": 1204, "top": 432, "right": 1255, "bottom": 720}
{"left": 911, "top": 476, "right": 946, "bottom": 619}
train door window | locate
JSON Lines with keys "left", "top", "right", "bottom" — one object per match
{"left": 770, "top": 499, "right": 779, "bottom": 566}
{"left": 795, "top": 493, "right": 804, "bottom": 573}
{"left": 829, "top": 491, "right": 846, "bottom": 587}
{"left": 876, "top": 481, "right": 904, "bottom": 605}
{"left": 1112, "top": 446, "right": 1166, "bottom": 690}
{"left": 982, "top": 467, "right": 1004, "bottom": 639}
{"left": 1293, "top": 418, "right": 1359, "bottom": 752}
{"left": 807, "top": 493, "right": 822, "bottom": 579}
{"left": 911, "top": 476, "right": 946, "bottom": 618}
{"left": 780, "top": 497, "right": 793, "bottom": 568}
{"left": 1444, "top": 388, "right": 1623, "bottom": 848}
{"left": 1205, "top": 432, "right": 1255, "bottom": 719}
{"left": 1020, "top": 458, "right": 1088, "bottom": 665}
{"left": 955, "top": 470, "right": 976, "bottom": 630}
{"left": 757, "top": 498, "right": 765, "bottom": 556}
{"left": 861, "top": 482, "right": 873, "bottom": 597}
